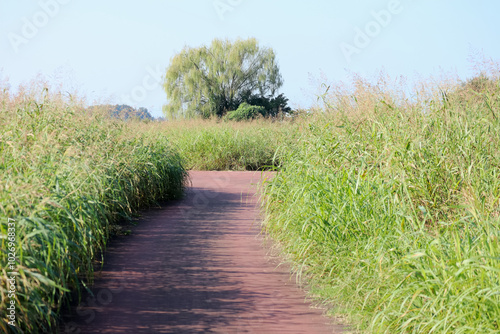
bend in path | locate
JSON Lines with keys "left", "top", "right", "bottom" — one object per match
{"left": 61, "top": 171, "right": 347, "bottom": 333}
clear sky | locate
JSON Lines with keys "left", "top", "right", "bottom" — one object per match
{"left": 1, "top": 0, "right": 499, "bottom": 118}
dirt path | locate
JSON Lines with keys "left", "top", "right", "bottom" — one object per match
{"left": 61, "top": 171, "right": 346, "bottom": 333}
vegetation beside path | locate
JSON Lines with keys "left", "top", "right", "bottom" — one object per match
{"left": 132, "top": 118, "right": 293, "bottom": 171}
{"left": 0, "top": 86, "right": 187, "bottom": 333}
{"left": 262, "top": 74, "right": 500, "bottom": 333}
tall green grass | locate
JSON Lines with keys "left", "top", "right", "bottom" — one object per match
{"left": 0, "top": 87, "right": 187, "bottom": 333}
{"left": 262, "top": 75, "right": 500, "bottom": 333}
{"left": 137, "top": 118, "right": 292, "bottom": 170}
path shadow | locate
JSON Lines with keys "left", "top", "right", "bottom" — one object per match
{"left": 58, "top": 186, "right": 265, "bottom": 333}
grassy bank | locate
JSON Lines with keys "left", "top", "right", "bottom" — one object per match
{"left": 0, "top": 87, "right": 187, "bottom": 333}
{"left": 262, "top": 75, "right": 500, "bottom": 332}
{"left": 133, "top": 118, "right": 292, "bottom": 171}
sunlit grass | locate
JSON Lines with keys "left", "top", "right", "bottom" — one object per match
{"left": 0, "top": 86, "right": 187, "bottom": 333}
{"left": 262, "top": 74, "right": 500, "bottom": 333}
{"left": 134, "top": 118, "right": 294, "bottom": 171}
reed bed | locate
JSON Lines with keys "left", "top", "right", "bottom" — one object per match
{"left": 136, "top": 118, "right": 293, "bottom": 171}
{"left": 0, "top": 86, "right": 187, "bottom": 333}
{"left": 262, "top": 74, "right": 500, "bottom": 333}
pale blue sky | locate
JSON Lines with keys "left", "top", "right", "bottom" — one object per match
{"left": 1, "top": 0, "right": 499, "bottom": 118}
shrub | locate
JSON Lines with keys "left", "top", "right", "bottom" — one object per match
{"left": 225, "top": 103, "right": 265, "bottom": 121}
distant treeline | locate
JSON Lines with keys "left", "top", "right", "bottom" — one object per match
{"left": 88, "top": 104, "right": 162, "bottom": 121}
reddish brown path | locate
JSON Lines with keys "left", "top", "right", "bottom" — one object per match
{"left": 61, "top": 171, "right": 346, "bottom": 333}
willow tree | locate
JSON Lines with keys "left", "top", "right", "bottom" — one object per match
{"left": 163, "top": 38, "right": 283, "bottom": 118}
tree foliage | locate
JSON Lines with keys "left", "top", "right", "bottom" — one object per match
{"left": 163, "top": 38, "right": 283, "bottom": 119}
{"left": 242, "top": 93, "right": 292, "bottom": 117}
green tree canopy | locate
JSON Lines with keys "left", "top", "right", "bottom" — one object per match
{"left": 163, "top": 38, "right": 283, "bottom": 118}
